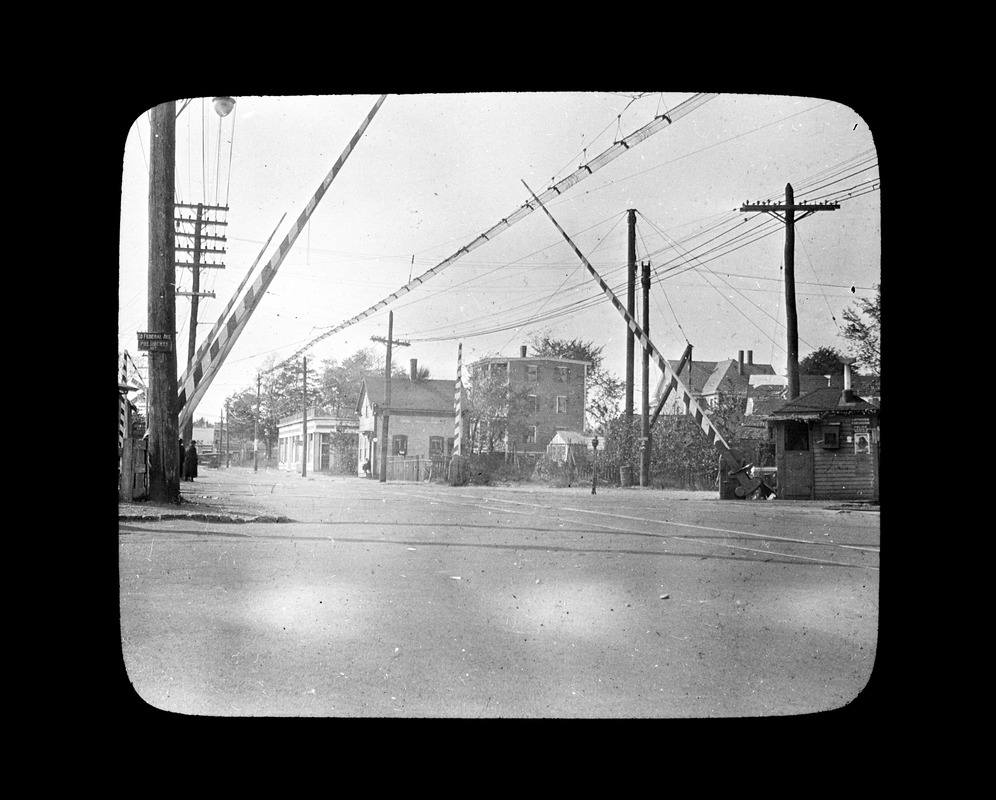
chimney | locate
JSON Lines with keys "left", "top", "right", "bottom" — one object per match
{"left": 747, "top": 350, "right": 753, "bottom": 366}
{"left": 840, "top": 358, "right": 856, "bottom": 404}
{"left": 520, "top": 345, "right": 527, "bottom": 358}
{"left": 738, "top": 350, "right": 744, "bottom": 375}
{"left": 410, "top": 358, "right": 418, "bottom": 381}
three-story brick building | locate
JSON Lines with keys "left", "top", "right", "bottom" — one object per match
{"left": 469, "top": 345, "right": 589, "bottom": 453}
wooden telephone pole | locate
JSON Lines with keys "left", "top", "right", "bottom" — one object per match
{"left": 175, "top": 201, "right": 226, "bottom": 443}
{"left": 624, "top": 209, "right": 636, "bottom": 484}
{"left": 741, "top": 185, "right": 839, "bottom": 400}
{"left": 146, "top": 102, "right": 180, "bottom": 503}
{"left": 371, "top": 310, "right": 410, "bottom": 483}
{"left": 254, "top": 372, "right": 261, "bottom": 472}
{"left": 640, "top": 259, "right": 651, "bottom": 487}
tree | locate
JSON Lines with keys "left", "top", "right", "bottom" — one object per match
{"left": 842, "top": 283, "right": 880, "bottom": 374}
{"left": 467, "top": 364, "right": 533, "bottom": 453}
{"left": 800, "top": 345, "right": 855, "bottom": 376}
{"left": 526, "top": 331, "right": 624, "bottom": 433}
{"left": 318, "top": 348, "right": 379, "bottom": 415}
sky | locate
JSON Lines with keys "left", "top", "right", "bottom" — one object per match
{"left": 118, "top": 91, "right": 880, "bottom": 427}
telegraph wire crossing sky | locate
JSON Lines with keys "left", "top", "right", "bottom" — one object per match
{"left": 118, "top": 92, "right": 880, "bottom": 425}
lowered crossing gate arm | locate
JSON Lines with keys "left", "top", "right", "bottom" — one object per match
{"left": 522, "top": 181, "right": 767, "bottom": 498}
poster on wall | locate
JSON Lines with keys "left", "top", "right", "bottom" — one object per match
{"left": 853, "top": 419, "right": 870, "bottom": 455}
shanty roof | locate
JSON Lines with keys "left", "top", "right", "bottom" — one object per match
{"left": 768, "top": 387, "right": 880, "bottom": 419}
{"left": 356, "top": 375, "right": 457, "bottom": 415}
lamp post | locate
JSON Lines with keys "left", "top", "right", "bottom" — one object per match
{"left": 591, "top": 436, "right": 599, "bottom": 495}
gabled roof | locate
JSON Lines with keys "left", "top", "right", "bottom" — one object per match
{"left": 653, "top": 357, "right": 777, "bottom": 402}
{"left": 356, "top": 375, "right": 457, "bottom": 415}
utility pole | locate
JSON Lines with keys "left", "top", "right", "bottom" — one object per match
{"left": 640, "top": 259, "right": 651, "bottom": 487}
{"left": 225, "top": 400, "right": 230, "bottom": 468}
{"left": 175, "top": 201, "right": 225, "bottom": 443}
{"left": 301, "top": 356, "right": 308, "bottom": 477}
{"left": 371, "top": 311, "right": 410, "bottom": 483}
{"left": 146, "top": 101, "right": 180, "bottom": 504}
{"left": 624, "top": 209, "right": 636, "bottom": 482}
{"left": 254, "top": 372, "right": 261, "bottom": 472}
{"left": 741, "top": 185, "right": 839, "bottom": 400}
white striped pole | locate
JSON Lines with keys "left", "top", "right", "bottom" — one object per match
{"left": 277, "top": 93, "right": 719, "bottom": 368}
{"left": 453, "top": 343, "right": 463, "bottom": 457}
{"left": 522, "top": 181, "right": 746, "bottom": 472}
{"left": 118, "top": 354, "right": 128, "bottom": 450}
{"left": 177, "top": 95, "right": 387, "bottom": 431}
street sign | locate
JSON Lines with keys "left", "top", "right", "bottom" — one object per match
{"left": 137, "top": 332, "right": 174, "bottom": 352}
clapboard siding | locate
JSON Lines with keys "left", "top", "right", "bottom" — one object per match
{"left": 812, "top": 417, "right": 878, "bottom": 501}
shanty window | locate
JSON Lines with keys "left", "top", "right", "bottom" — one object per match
{"left": 429, "top": 436, "right": 445, "bottom": 457}
{"left": 821, "top": 423, "right": 840, "bottom": 450}
{"left": 556, "top": 396, "right": 567, "bottom": 414}
{"left": 392, "top": 435, "right": 408, "bottom": 456}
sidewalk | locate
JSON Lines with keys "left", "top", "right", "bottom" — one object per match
{"left": 118, "top": 467, "right": 292, "bottom": 523}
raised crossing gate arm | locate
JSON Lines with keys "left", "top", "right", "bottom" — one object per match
{"left": 522, "top": 181, "right": 761, "bottom": 490}
{"left": 176, "top": 95, "right": 388, "bottom": 432}
{"left": 274, "top": 92, "right": 720, "bottom": 370}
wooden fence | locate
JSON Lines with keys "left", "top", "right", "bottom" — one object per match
{"left": 385, "top": 455, "right": 448, "bottom": 482}
{"left": 119, "top": 437, "right": 148, "bottom": 501}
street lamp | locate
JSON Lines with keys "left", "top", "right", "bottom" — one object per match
{"left": 212, "top": 96, "right": 236, "bottom": 117}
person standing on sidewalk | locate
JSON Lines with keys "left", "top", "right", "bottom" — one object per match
{"left": 184, "top": 440, "right": 199, "bottom": 482}
{"left": 179, "top": 438, "right": 186, "bottom": 481}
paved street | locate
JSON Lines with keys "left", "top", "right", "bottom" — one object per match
{"left": 118, "top": 467, "right": 880, "bottom": 718}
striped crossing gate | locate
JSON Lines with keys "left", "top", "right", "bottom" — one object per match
{"left": 176, "top": 95, "right": 387, "bottom": 432}
{"left": 275, "top": 94, "right": 719, "bottom": 368}
{"left": 523, "top": 181, "right": 762, "bottom": 493}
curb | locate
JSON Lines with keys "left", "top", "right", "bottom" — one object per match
{"left": 119, "top": 512, "right": 291, "bottom": 524}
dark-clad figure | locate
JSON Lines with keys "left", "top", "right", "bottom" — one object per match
{"left": 184, "top": 440, "right": 199, "bottom": 482}
{"left": 179, "top": 438, "right": 185, "bottom": 480}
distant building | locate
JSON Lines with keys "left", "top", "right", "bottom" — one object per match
{"left": 277, "top": 409, "right": 359, "bottom": 473}
{"left": 469, "top": 345, "right": 589, "bottom": 454}
{"left": 652, "top": 349, "right": 776, "bottom": 414}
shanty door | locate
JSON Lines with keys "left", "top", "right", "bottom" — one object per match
{"left": 779, "top": 421, "right": 814, "bottom": 499}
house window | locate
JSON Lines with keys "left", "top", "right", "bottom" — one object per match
{"left": 556, "top": 396, "right": 567, "bottom": 414}
{"left": 525, "top": 426, "right": 537, "bottom": 444}
{"left": 392, "top": 435, "right": 408, "bottom": 456}
{"left": 527, "top": 394, "right": 539, "bottom": 413}
{"left": 525, "top": 364, "right": 538, "bottom": 382}
{"left": 429, "top": 436, "right": 445, "bottom": 457}
{"left": 556, "top": 366, "right": 569, "bottom": 382}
